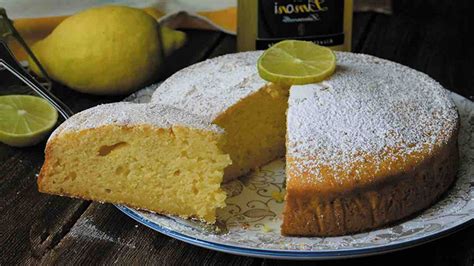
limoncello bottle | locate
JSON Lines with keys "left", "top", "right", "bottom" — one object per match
{"left": 237, "top": 0, "right": 353, "bottom": 51}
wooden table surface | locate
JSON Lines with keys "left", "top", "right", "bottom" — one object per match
{"left": 1, "top": 2, "right": 473, "bottom": 265}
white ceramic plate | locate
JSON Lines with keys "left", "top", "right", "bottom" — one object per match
{"left": 117, "top": 88, "right": 474, "bottom": 259}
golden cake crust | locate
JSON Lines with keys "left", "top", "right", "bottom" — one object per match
{"left": 282, "top": 133, "right": 459, "bottom": 236}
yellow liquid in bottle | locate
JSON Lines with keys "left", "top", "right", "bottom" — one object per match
{"left": 238, "top": 0, "right": 353, "bottom": 52}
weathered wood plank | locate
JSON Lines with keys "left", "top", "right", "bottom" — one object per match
{"left": 0, "top": 144, "right": 91, "bottom": 264}
{"left": 36, "top": 204, "right": 257, "bottom": 265}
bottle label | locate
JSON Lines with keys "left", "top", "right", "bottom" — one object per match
{"left": 256, "top": 0, "right": 345, "bottom": 49}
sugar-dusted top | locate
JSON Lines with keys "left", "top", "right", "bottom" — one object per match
{"left": 150, "top": 51, "right": 266, "bottom": 121}
{"left": 288, "top": 52, "right": 458, "bottom": 179}
{"left": 49, "top": 102, "right": 222, "bottom": 140}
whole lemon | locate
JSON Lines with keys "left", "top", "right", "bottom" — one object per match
{"left": 28, "top": 5, "right": 185, "bottom": 95}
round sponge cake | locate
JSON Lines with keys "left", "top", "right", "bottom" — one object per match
{"left": 37, "top": 51, "right": 459, "bottom": 236}
{"left": 283, "top": 52, "right": 459, "bottom": 236}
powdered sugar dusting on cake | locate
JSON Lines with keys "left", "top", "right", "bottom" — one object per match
{"left": 288, "top": 52, "right": 458, "bottom": 182}
{"left": 49, "top": 102, "right": 222, "bottom": 140}
{"left": 150, "top": 51, "right": 266, "bottom": 121}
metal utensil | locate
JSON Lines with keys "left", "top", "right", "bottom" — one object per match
{"left": 0, "top": 8, "right": 73, "bottom": 119}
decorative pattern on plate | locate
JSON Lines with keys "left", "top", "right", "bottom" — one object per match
{"left": 121, "top": 87, "right": 473, "bottom": 258}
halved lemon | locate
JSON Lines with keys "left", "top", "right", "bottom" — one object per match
{"left": 257, "top": 40, "right": 336, "bottom": 85}
{"left": 0, "top": 95, "right": 58, "bottom": 147}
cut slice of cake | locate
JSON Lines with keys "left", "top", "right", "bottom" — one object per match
{"left": 283, "top": 52, "right": 459, "bottom": 236}
{"left": 38, "top": 102, "right": 231, "bottom": 223}
{"left": 151, "top": 52, "right": 289, "bottom": 181}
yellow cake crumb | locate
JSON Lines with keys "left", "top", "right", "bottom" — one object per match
{"left": 271, "top": 191, "right": 285, "bottom": 203}
{"left": 262, "top": 224, "right": 273, "bottom": 233}
{"left": 38, "top": 124, "right": 231, "bottom": 223}
{"left": 214, "top": 83, "right": 289, "bottom": 180}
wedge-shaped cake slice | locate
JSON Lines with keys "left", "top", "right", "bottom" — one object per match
{"left": 151, "top": 52, "right": 289, "bottom": 181}
{"left": 38, "top": 102, "right": 231, "bottom": 223}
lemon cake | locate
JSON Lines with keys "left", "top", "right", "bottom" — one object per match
{"left": 151, "top": 52, "right": 289, "bottom": 181}
{"left": 38, "top": 51, "right": 459, "bottom": 236}
{"left": 282, "top": 52, "right": 459, "bottom": 236}
{"left": 38, "top": 102, "right": 231, "bottom": 223}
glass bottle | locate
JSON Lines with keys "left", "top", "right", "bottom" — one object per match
{"left": 238, "top": 0, "right": 353, "bottom": 51}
